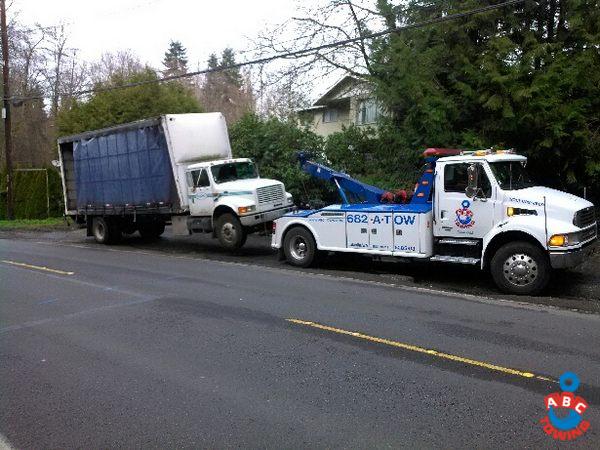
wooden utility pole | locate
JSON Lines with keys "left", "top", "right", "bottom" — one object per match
{"left": 1, "top": 0, "right": 14, "bottom": 219}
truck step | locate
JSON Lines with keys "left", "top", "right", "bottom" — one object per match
{"left": 436, "top": 238, "right": 479, "bottom": 246}
{"left": 430, "top": 255, "right": 480, "bottom": 265}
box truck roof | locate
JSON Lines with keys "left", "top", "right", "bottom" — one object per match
{"left": 163, "top": 113, "right": 232, "bottom": 164}
{"left": 58, "top": 113, "right": 233, "bottom": 166}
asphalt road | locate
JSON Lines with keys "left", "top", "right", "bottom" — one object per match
{"left": 1, "top": 237, "right": 600, "bottom": 448}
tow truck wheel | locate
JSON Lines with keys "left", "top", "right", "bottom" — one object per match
{"left": 490, "top": 241, "right": 551, "bottom": 295}
{"left": 215, "top": 213, "right": 246, "bottom": 249}
{"left": 283, "top": 227, "right": 317, "bottom": 268}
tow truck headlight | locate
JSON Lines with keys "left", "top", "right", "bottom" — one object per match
{"left": 548, "top": 232, "right": 581, "bottom": 247}
{"left": 238, "top": 205, "right": 256, "bottom": 215}
{"left": 548, "top": 234, "right": 567, "bottom": 246}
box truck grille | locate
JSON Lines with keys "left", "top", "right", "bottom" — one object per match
{"left": 573, "top": 207, "right": 596, "bottom": 228}
{"left": 257, "top": 185, "right": 284, "bottom": 204}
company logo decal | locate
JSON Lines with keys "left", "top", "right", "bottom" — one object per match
{"left": 540, "top": 372, "right": 590, "bottom": 441}
{"left": 455, "top": 200, "right": 475, "bottom": 228}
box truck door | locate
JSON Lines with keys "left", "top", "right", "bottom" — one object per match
{"left": 187, "top": 168, "right": 214, "bottom": 216}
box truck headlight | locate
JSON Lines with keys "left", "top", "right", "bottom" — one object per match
{"left": 238, "top": 205, "right": 256, "bottom": 215}
{"left": 286, "top": 193, "right": 294, "bottom": 204}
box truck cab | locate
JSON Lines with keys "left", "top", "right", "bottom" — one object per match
{"left": 183, "top": 157, "right": 292, "bottom": 247}
{"left": 272, "top": 149, "right": 597, "bottom": 295}
{"left": 58, "top": 113, "right": 293, "bottom": 249}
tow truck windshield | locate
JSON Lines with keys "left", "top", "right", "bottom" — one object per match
{"left": 489, "top": 161, "right": 535, "bottom": 190}
{"left": 211, "top": 161, "right": 258, "bottom": 184}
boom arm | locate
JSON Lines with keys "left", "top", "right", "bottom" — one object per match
{"left": 297, "top": 152, "right": 385, "bottom": 204}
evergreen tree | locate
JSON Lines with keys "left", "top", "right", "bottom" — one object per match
{"left": 370, "top": 0, "right": 600, "bottom": 202}
{"left": 57, "top": 69, "right": 202, "bottom": 135}
{"left": 162, "top": 40, "right": 189, "bottom": 78}
{"left": 219, "top": 48, "right": 243, "bottom": 88}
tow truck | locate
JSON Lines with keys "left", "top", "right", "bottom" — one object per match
{"left": 272, "top": 149, "right": 597, "bottom": 295}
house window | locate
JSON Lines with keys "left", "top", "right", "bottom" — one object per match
{"left": 356, "top": 98, "right": 381, "bottom": 124}
{"left": 323, "top": 109, "right": 338, "bottom": 123}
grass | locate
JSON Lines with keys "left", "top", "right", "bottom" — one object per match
{"left": 0, "top": 217, "right": 70, "bottom": 231}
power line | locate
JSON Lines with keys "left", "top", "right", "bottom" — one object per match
{"left": 6, "top": 0, "right": 525, "bottom": 103}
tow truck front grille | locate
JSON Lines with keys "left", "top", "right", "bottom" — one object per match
{"left": 257, "top": 184, "right": 284, "bottom": 204}
{"left": 573, "top": 207, "right": 596, "bottom": 228}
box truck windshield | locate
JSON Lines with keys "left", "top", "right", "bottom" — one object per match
{"left": 211, "top": 161, "right": 258, "bottom": 183}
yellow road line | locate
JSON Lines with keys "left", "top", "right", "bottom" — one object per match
{"left": 287, "top": 319, "right": 556, "bottom": 383}
{"left": 1, "top": 260, "right": 75, "bottom": 276}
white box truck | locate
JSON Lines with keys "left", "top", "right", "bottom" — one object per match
{"left": 58, "top": 113, "right": 293, "bottom": 249}
{"left": 272, "top": 149, "right": 597, "bottom": 295}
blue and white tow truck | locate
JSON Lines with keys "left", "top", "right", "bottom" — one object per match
{"left": 272, "top": 149, "right": 597, "bottom": 295}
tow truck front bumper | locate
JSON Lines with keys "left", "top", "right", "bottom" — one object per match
{"left": 239, "top": 206, "right": 293, "bottom": 227}
{"left": 549, "top": 239, "right": 598, "bottom": 269}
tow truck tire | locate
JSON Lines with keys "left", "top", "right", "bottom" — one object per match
{"left": 490, "top": 241, "right": 551, "bottom": 295}
{"left": 215, "top": 213, "right": 246, "bottom": 250}
{"left": 283, "top": 227, "right": 317, "bottom": 268}
{"left": 92, "top": 217, "right": 120, "bottom": 244}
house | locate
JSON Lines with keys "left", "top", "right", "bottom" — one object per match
{"left": 297, "top": 76, "right": 384, "bottom": 137}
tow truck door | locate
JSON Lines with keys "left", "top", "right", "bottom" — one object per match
{"left": 434, "top": 161, "right": 495, "bottom": 239}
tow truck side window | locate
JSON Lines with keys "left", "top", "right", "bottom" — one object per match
{"left": 444, "top": 163, "right": 492, "bottom": 198}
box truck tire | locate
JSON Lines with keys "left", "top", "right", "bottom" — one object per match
{"left": 490, "top": 241, "right": 551, "bottom": 295}
{"left": 92, "top": 217, "right": 121, "bottom": 245}
{"left": 215, "top": 213, "right": 247, "bottom": 249}
{"left": 283, "top": 227, "right": 317, "bottom": 268}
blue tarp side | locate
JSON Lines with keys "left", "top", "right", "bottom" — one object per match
{"left": 74, "top": 125, "right": 177, "bottom": 208}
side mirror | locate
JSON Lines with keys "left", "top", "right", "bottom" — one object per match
{"left": 465, "top": 164, "right": 478, "bottom": 198}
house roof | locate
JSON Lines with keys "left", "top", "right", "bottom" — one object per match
{"left": 296, "top": 75, "right": 372, "bottom": 113}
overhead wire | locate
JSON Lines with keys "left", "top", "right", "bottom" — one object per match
{"left": 5, "top": 0, "right": 525, "bottom": 103}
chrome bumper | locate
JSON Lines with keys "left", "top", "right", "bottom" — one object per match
{"left": 549, "top": 239, "right": 598, "bottom": 269}
{"left": 239, "top": 206, "right": 293, "bottom": 227}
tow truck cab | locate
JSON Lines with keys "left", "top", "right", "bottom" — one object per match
{"left": 272, "top": 149, "right": 597, "bottom": 295}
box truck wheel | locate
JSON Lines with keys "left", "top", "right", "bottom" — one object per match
{"left": 92, "top": 217, "right": 120, "bottom": 244}
{"left": 490, "top": 241, "right": 551, "bottom": 295}
{"left": 215, "top": 213, "right": 247, "bottom": 249}
{"left": 283, "top": 227, "right": 317, "bottom": 268}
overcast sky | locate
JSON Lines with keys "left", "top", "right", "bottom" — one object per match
{"left": 12, "top": 0, "right": 302, "bottom": 69}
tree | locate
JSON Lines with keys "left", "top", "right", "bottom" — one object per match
{"left": 229, "top": 114, "right": 328, "bottom": 204}
{"left": 162, "top": 40, "right": 188, "bottom": 78}
{"left": 198, "top": 48, "right": 255, "bottom": 124}
{"left": 57, "top": 68, "right": 202, "bottom": 135}
{"left": 369, "top": 0, "right": 600, "bottom": 202}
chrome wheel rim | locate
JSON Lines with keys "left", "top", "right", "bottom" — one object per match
{"left": 290, "top": 236, "right": 308, "bottom": 260}
{"left": 503, "top": 253, "right": 538, "bottom": 287}
{"left": 221, "top": 223, "right": 236, "bottom": 243}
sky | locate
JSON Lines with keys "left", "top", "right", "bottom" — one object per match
{"left": 11, "top": 0, "right": 302, "bottom": 70}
